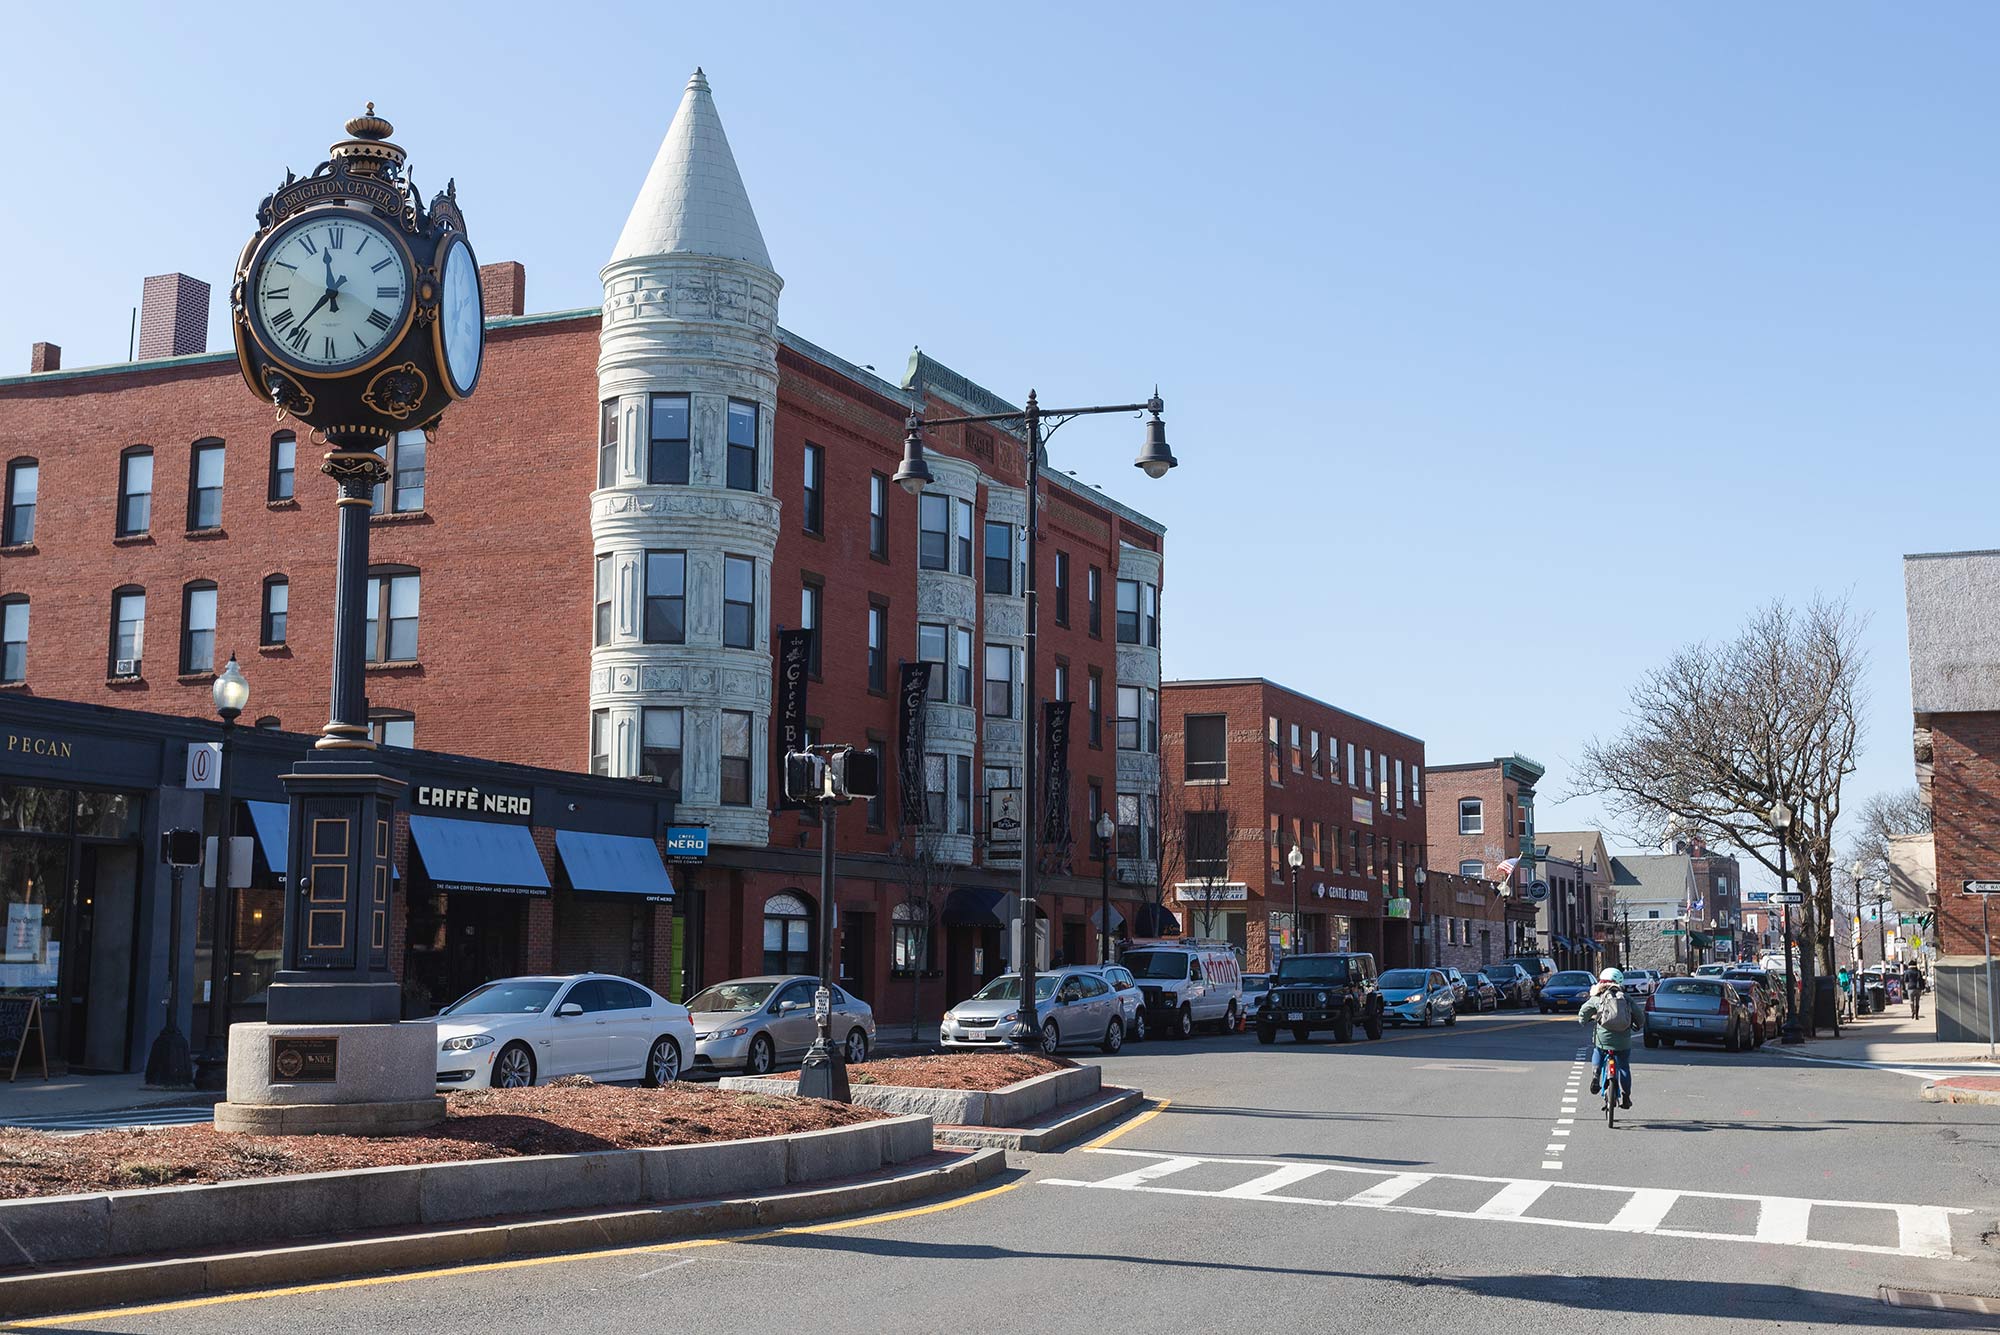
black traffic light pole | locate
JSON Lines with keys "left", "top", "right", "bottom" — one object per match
{"left": 789, "top": 743, "right": 878, "bottom": 1102}
{"left": 145, "top": 830, "right": 202, "bottom": 1088}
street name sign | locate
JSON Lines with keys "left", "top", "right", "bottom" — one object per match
{"left": 1963, "top": 880, "right": 2000, "bottom": 894}
{"left": 1772, "top": 891, "right": 1805, "bottom": 905}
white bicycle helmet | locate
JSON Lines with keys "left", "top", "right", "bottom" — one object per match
{"left": 1599, "top": 967, "right": 1624, "bottom": 983}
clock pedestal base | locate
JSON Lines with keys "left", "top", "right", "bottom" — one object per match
{"left": 215, "top": 1020, "right": 444, "bottom": 1136}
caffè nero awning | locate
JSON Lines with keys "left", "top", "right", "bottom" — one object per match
{"left": 554, "top": 830, "right": 675, "bottom": 903}
{"left": 407, "top": 814, "right": 551, "bottom": 897}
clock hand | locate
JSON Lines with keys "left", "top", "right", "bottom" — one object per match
{"left": 322, "top": 250, "right": 341, "bottom": 313}
{"left": 296, "top": 289, "right": 333, "bottom": 327}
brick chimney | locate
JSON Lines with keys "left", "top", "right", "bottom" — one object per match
{"left": 478, "top": 261, "right": 526, "bottom": 318}
{"left": 138, "top": 273, "right": 210, "bottom": 358}
{"left": 29, "top": 342, "right": 60, "bottom": 373}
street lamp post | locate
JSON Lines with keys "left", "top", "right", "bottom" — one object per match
{"left": 1412, "top": 866, "right": 1428, "bottom": 966}
{"left": 1096, "top": 811, "right": 1117, "bottom": 965}
{"left": 194, "top": 656, "right": 250, "bottom": 1091}
{"left": 899, "top": 389, "right": 1174, "bottom": 1054}
{"left": 1286, "top": 843, "right": 1305, "bottom": 962}
{"left": 1774, "top": 799, "right": 1803, "bottom": 1044}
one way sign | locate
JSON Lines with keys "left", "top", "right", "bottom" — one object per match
{"left": 1964, "top": 880, "right": 2000, "bottom": 895}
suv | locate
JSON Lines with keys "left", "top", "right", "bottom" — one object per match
{"left": 1254, "top": 952, "right": 1384, "bottom": 1044}
{"left": 1502, "top": 954, "right": 1558, "bottom": 1001}
{"left": 1121, "top": 940, "right": 1244, "bottom": 1037}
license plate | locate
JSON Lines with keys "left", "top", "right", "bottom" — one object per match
{"left": 1674, "top": 1017, "right": 1696, "bottom": 1028}
{"left": 1286, "top": 1012, "right": 1304, "bottom": 1021}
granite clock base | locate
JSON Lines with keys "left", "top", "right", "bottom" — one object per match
{"left": 215, "top": 1020, "right": 445, "bottom": 1136}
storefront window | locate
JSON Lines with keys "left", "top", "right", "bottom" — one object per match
{"left": 762, "top": 891, "right": 812, "bottom": 974}
{"left": 0, "top": 784, "right": 71, "bottom": 834}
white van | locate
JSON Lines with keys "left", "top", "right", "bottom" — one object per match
{"left": 1120, "top": 939, "right": 1244, "bottom": 1038}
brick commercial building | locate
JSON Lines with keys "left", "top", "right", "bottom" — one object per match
{"left": 1159, "top": 678, "right": 1425, "bottom": 971}
{"left": 1425, "top": 755, "right": 1546, "bottom": 956}
{"left": 0, "top": 72, "right": 1170, "bottom": 1050}
{"left": 1530, "top": 830, "right": 1615, "bottom": 972}
{"left": 1906, "top": 549, "right": 2000, "bottom": 1042}
{"left": 1426, "top": 869, "right": 1508, "bottom": 975}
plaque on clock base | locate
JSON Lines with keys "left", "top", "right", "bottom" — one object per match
{"left": 214, "top": 1020, "right": 444, "bottom": 1136}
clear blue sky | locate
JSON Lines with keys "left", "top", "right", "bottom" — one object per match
{"left": 5, "top": 3, "right": 1995, "bottom": 879}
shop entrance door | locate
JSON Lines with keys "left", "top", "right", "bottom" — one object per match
{"left": 444, "top": 894, "right": 525, "bottom": 1007}
{"left": 70, "top": 844, "right": 139, "bottom": 1072}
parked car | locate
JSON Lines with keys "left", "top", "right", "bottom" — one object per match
{"left": 1121, "top": 939, "right": 1245, "bottom": 1037}
{"left": 1693, "top": 963, "right": 1728, "bottom": 978}
{"left": 1501, "top": 954, "right": 1559, "bottom": 1001}
{"left": 1254, "top": 951, "right": 1384, "bottom": 1043}
{"left": 686, "top": 975, "right": 876, "bottom": 1075}
{"left": 942, "top": 966, "right": 1129, "bottom": 1054}
{"left": 1538, "top": 970, "right": 1597, "bottom": 1014}
{"left": 1621, "top": 969, "right": 1659, "bottom": 998}
{"left": 1379, "top": 968, "right": 1458, "bottom": 1028}
{"left": 1721, "top": 975, "right": 1780, "bottom": 1046}
{"left": 1239, "top": 974, "right": 1271, "bottom": 1029}
{"left": 1642, "top": 976, "right": 1752, "bottom": 1051}
{"left": 1459, "top": 970, "right": 1500, "bottom": 1013}
{"left": 1442, "top": 967, "right": 1470, "bottom": 1007}
{"left": 1482, "top": 963, "right": 1534, "bottom": 1007}
{"left": 1085, "top": 963, "right": 1149, "bottom": 1042}
{"left": 436, "top": 974, "right": 695, "bottom": 1090}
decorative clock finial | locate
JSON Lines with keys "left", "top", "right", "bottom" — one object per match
{"left": 333, "top": 104, "right": 404, "bottom": 175}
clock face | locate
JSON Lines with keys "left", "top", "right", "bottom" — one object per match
{"left": 437, "top": 234, "right": 483, "bottom": 397}
{"left": 252, "top": 213, "right": 411, "bottom": 373}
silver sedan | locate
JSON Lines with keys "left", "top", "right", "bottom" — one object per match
{"left": 687, "top": 975, "right": 876, "bottom": 1076}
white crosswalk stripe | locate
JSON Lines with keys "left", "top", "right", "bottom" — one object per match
{"left": 1043, "top": 1149, "right": 1977, "bottom": 1261}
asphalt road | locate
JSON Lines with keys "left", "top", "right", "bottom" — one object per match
{"left": 21, "top": 1011, "right": 2000, "bottom": 1334}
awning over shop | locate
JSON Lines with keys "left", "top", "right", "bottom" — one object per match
{"left": 1581, "top": 939, "right": 1600, "bottom": 954}
{"left": 943, "top": 886, "right": 1008, "bottom": 927}
{"left": 554, "top": 830, "right": 674, "bottom": 903}
{"left": 1134, "top": 902, "right": 1181, "bottom": 938}
{"left": 1090, "top": 905, "right": 1125, "bottom": 932}
{"left": 1554, "top": 934, "right": 1572, "bottom": 950}
{"left": 408, "top": 814, "right": 550, "bottom": 897}
{"left": 246, "top": 801, "right": 288, "bottom": 877}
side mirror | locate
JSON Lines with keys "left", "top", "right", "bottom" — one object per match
{"left": 557, "top": 1002, "right": 584, "bottom": 1018}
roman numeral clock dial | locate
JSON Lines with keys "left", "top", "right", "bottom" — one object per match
{"left": 252, "top": 214, "right": 411, "bottom": 372}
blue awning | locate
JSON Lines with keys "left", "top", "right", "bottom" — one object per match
{"left": 1554, "top": 934, "right": 1572, "bottom": 950}
{"left": 555, "top": 830, "right": 674, "bottom": 903}
{"left": 943, "top": 886, "right": 1008, "bottom": 927}
{"left": 408, "top": 814, "right": 550, "bottom": 897}
{"left": 1134, "top": 902, "right": 1181, "bottom": 938}
{"left": 246, "top": 801, "right": 289, "bottom": 877}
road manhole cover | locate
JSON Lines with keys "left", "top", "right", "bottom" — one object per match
{"left": 1879, "top": 1286, "right": 2000, "bottom": 1316}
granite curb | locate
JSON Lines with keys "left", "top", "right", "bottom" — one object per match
{"left": 1920, "top": 1076, "right": 2000, "bottom": 1106}
{"left": 720, "top": 1064, "right": 1103, "bottom": 1127}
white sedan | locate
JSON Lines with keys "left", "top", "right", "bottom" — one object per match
{"left": 435, "top": 974, "right": 694, "bottom": 1089}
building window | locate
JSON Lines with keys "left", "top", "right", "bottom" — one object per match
{"left": 919, "top": 493, "right": 949, "bottom": 571}
{"left": 762, "top": 893, "right": 812, "bottom": 974}
{"left": 867, "top": 603, "right": 887, "bottom": 693}
{"left": 1053, "top": 660, "right": 1069, "bottom": 703}
{"left": 984, "top": 644, "right": 1016, "bottom": 718}
{"left": 117, "top": 447, "right": 153, "bottom": 536}
{"left": 1144, "top": 583, "right": 1159, "bottom": 647}
{"left": 1518, "top": 799, "right": 1530, "bottom": 837}
{"left": 268, "top": 432, "right": 295, "bottom": 502}
{"left": 1087, "top": 566, "right": 1102, "bottom": 637}
{"left": 801, "top": 443, "right": 824, "bottom": 535}
{"left": 1117, "top": 793, "right": 1142, "bottom": 860}
{"left": 1054, "top": 552, "right": 1070, "bottom": 626}
{"left": 1184, "top": 713, "right": 1227, "bottom": 781}
{"left": 594, "top": 554, "right": 614, "bottom": 645}
{"left": 1290, "top": 723, "right": 1303, "bottom": 772}
{"left": 1395, "top": 759, "right": 1405, "bottom": 810}
{"left": 648, "top": 393, "right": 689, "bottom": 484}
{"left": 4, "top": 459, "right": 37, "bottom": 545}
{"left": 956, "top": 498, "right": 973, "bottom": 576}
{"left": 641, "top": 707, "right": 683, "bottom": 791}
{"left": 1187, "top": 810, "right": 1228, "bottom": 880}
{"left": 0, "top": 597, "right": 25, "bottom": 683}
{"left": 1346, "top": 742, "right": 1357, "bottom": 785}
{"left": 365, "top": 568, "right": 419, "bottom": 663}
{"left": 918, "top": 622, "right": 948, "bottom": 702}
{"left": 187, "top": 439, "right": 224, "bottom": 529}
{"left": 1459, "top": 798, "right": 1483, "bottom": 836}
{"left": 946, "top": 627, "right": 968, "bottom": 705}
{"left": 644, "top": 550, "right": 685, "bottom": 644}
{"left": 869, "top": 473, "right": 888, "bottom": 559}
{"left": 179, "top": 582, "right": 216, "bottom": 674}
{"left": 1088, "top": 670, "right": 1103, "bottom": 747}
{"left": 261, "top": 575, "right": 288, "bottom": 646}
{"left": 955, "top": 754, "right": 972, "bottom": 835}
{"left": 864, "top": 740, "right": 886, "bottom": 830}
{"left": 726, "top": 400, "right": 758, "bottom": 492}
{"left": 370, "top": 711, "right": 415, "bottom": 749}
{"left": 799, "top": 580, "right": 822, "bottom": 677}
{"left": 985, "top": 521, "right": 1014, "bottom": 594}
{"left": 1412, "top": 765, "right": 1422, "bottom": 805}
{"left": 1088, "top": 780, "right": 1103, "bottom": 834}
{"left": 1364, "top": 748, "right": 1374, "bottom": 795}
{"left": 923, "top": 754, "right": 947, "bottom": 829}
{"left": 720, "top": 710, "right": 753, "bottom": 805}
{"left": 723, "top": 556, "right": 756, "bottom": 649}
{"left": 370, "top": 430, "right": 425, "bottom": 515}
{"left": 1117, "top": 685, "right": 1141, "bottom": 751}
{"left": 598, "top": 400, "right": 619, "bottom": 488}
{"left": 892, "top": 902, "right": 930, "bottom": 970}
{"left": 1116, "top": 579, "right": 1141, "bottom": 644}
{"left": 109, "top": 587, "right": 144, "bottom": 675}
{"left": 590, "top": 709, "right": 611, "bottom": 775}
{"left": 1268, "top": 717, "right": 1282, "bottom": 785}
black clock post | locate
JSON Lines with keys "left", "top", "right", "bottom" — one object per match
{"left": 215, "top": 108, "right": 484, "bottom": 1135}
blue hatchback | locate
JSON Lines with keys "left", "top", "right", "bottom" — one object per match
{"left": 1539, "top": 970, "right": 1598, "bottom": 1013}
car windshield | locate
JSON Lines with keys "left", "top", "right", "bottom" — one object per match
{"left": 1379, "top": 969, "right": 1427, "bottom": 988}
{"left": 1483, "top": 968, "right": 1515, "bottom": 980}
{"left": 1123, "top": 951, "right": 1190, "bottom": 980}
{"left": 1242, "top": 976, "right": 1268, "bottom": 989}
{"left": 1274, "top": 958, "right": 1351, "bottom": 984}
{"left": 441, "top": 980, "right": 561, "bottom": 1016}
{"left": 971, "top": 975, "right": 1059, "bottom": 1002}
{"left": 1549, "top": 972, "right": 1595, "bottom": 987}
{"left": 687, "top": 981, "right": 778, "bottom": 1013}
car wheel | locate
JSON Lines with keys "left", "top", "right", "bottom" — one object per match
{"left": 644, "top": 1036, "right": 682, "bottom": 1087}
{"left": 1445, "top": 1006, "right": 1457, "bottom": 1027}
{"left": 1101, "top": 1018, "right": 1124, "bottom": 1054}
{"left": 1224, "top": 1002, "right": 1239, "bottom": 1034}
{"left": 494, "top": 1042, "right": 536, "bottom": 1089}
{"left": 1041, "top": 1020, "right": 1061, "bottom": 1055}
{"left": 1131, "top": 1008, "right": 1148, "bottom": 1042}
{"left": 1256, "top": 1024, "right": 1276, "bottom": 1045}
{"left": 1334, "top": 1012, "right": 1355, "bottom": 1043}
{"left": 745, "top": 1033, "right": 776, "bottom": 1076}
{"left": 1364, "top": 1011, "right": 1384, "bottom": 1041}
{"left": 1419, "top": 1006, "right": 1431, "bottom": 1029}
{"left": 1292, "top": 1025, "right": 1311, "bottom": 1043}
{"left": 844, "top": 1028, "right": 869, "bottom": 1064}
{"left": 1176, "top": 1005, "right": 1194, "bottom": 1040}
{"left": 1643, "top": 1032, "right": 1661, "bottom": 1050}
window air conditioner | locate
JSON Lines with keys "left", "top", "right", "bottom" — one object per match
{"left": 114, "top": 658, "right": 139, "bottom": 678}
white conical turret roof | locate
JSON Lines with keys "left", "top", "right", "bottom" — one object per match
{"left": 610, "top": 69, "right": 772, "bottom": 270}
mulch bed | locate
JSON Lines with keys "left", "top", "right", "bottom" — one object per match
{"left": 0, "top": 1078, "right": 885, "bottom": 1201}
{"left": 771, "top": 1052, "right": 1070, "bottom": 1091}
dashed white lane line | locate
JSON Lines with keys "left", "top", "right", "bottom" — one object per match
{"left": 1538, "top": 1048, "right": 1590, "bottom": 1173}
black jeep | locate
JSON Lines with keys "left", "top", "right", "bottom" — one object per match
{"left": 1254, "top": 952, "right": 1385, "bottom": 1044}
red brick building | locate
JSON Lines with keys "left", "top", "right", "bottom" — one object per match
{"left": 0, "top": 75, "right": 1168, "bottom": 1031}
{"left": 1424, "top": 755, "right": 1546, "bottom": 956}
{"left": 1158, "top": 678, "right": 1426, "bottom": 971}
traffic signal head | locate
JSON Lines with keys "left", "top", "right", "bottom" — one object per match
{"left": 783, "top": 751, "right": 826, "bottom": 804}
{"left": 832, "top": 748, "right": 880, "bottom": 800}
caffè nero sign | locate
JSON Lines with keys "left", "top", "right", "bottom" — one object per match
{"left": 415, "top": 784, "right": 532, "bottom": 818}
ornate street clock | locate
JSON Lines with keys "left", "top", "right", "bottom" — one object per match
{"left": 231, "top": 105, "right": 483, "bottom": 441}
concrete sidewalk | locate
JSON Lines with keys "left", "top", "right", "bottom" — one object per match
{"left": 1779, "top": 1008, "right": 1994, "bottom": 1067}
{"left": 0, "top": 1072, "right": 219, "bottom": 1127}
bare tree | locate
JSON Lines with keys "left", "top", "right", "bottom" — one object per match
{"left": 1572, "top": 597, "right": 1866, "bottom": 1014}
{"left": 1155, "top": 777, "right": 1233, "bottom": 939}
{"left": 886, "top": 825, "right": 951, "bottom": 1043}
{"left": 1844, "top": 786, "right": 1931, "bottom": 888}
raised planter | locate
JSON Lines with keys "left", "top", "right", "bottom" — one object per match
{"left": 722, "top": 1064, "right": 1102, "bottom": 1127}
{"left": 0, "top": 1114, "right": 934, "bottom": 1273}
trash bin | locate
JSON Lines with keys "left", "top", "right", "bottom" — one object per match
{"left": 1813, "top": 974, "right": 1842, "bottom": 1030}
{"left": 1865, "top": 981, "right": 1887, "bottom": 1014}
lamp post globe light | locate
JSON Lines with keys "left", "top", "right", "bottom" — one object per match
{"left": 1286, "top": 842, "right": 1305, "bottom": 961}
{"left": 192, "top": 656, "right": 249, "bottom": 1090}
{"left": 897, "top": 390, "right": 1173, "bottom": 1053}
{"left": 1096, "top": 812, "right": 1117, "bottom": 965}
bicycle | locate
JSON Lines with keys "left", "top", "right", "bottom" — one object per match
{"left": 1602, "top": 1048, "right": 1619, "bottom": 1129}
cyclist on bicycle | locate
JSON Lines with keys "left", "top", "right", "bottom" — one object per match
{"left": 1580, "top": 967, "right": 1640, "bottom": 1109}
